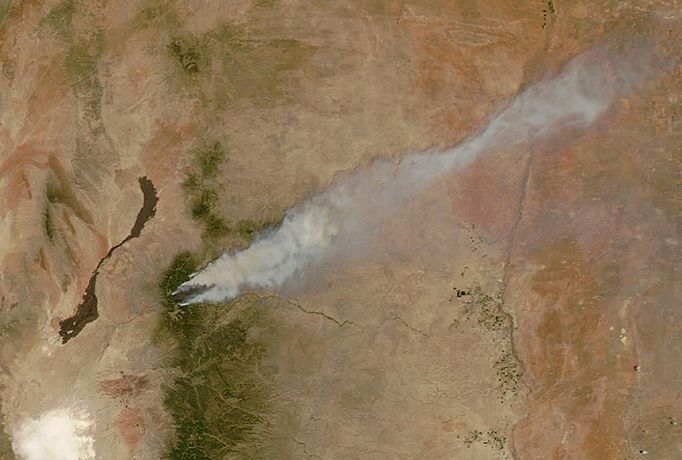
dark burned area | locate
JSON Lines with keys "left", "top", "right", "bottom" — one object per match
{"left": 454, "top": 287, "right": 471, "bottom": 298}
{"left": 59, "top": 177, "right": 158, "bottom": 343}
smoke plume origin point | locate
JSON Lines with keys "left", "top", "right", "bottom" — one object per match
{"left": 177, "top": 36, "right": 671, "bottom": 305}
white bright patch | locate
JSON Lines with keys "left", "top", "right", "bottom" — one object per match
{"left": 12, "top": 407, "right": 95, "bottom": 460}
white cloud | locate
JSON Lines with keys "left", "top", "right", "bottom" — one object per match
{"left": 12, "top": 407, "right": 95, "bottom": 460}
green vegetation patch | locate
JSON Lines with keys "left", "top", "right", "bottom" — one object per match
{"left": 135, "top": 0, "right": 180, "bottom": 29}
{"left": 40, "top": 0, "right": 75, "bottom": 39}
{"left": 65, "top": 29, "right": 105, "bottom": 122}
{"left": 160, "top": 252, "right": 197, "bottom": 301}
{"left": 181, "top": 142, "right": 281, "bottom": 245}
{"left": 43, "top": 174, "right": 67, "bottom": 242}
{"left": 197, "top": 142, "right": 224, "bottom": 179}
{"left": 209, "top": 26, "right": 315, "bottom": 107}
{"left": 0, "top": 2, "right": 17, "bottom": 37}
{"left": 190, "top": 189, "right": 218, "bottom": 221}
{"left": 169, "top": 36, "right": 205, "bottom": 75}
{"left": 0, "top": 411, "right": 14, "bottom": 459}
{"left": 46, "top": 158, "right": 95, "bottom": 226}
{"left": 234, "top": 218, "right": 280, "bottom": 242}
{"left": 43, "top": 205, "right": 56, "bottom": 241}
{"left": 64, "top": 31, "right": 104, "bottom": 81}
{"left": 157, "top": 252, "right": 271, "bottom": 458}
{"left": 253, "top": 0, "right": 277, "bottom": 8}
{"left": 182, "top": 142, "right": 229, "bottom": 242}
{"left": 39, "top": 0, "right": 106, "bottom": 123}
{"left": 165, "top": 22, "right": 315, "bottom": 108}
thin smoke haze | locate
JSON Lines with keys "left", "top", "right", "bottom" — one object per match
{"left": 174, "top": 37, "right": 669, "bottom": 305}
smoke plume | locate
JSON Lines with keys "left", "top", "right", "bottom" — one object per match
{"left": 175, "top": 37, "right": 669, "bottom": 305}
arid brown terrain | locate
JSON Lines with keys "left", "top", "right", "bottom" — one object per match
{"left": 0, "top": 0, "right": 679, "bottom": 459}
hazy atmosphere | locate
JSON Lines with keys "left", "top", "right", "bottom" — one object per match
{"left": 176, "top": 37, "right": 669, "bottom": 305}
{"left": 0, "top": 1, "right": 679, "bottom": 459}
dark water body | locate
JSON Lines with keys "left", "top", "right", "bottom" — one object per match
{"left": 59, "top": 177, "right": 158, "bottom": 343}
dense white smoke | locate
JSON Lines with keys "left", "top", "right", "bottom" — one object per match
{"left": 175, "top": 38, "right": 668, "bottom": 305}
{"left": 12, "top": 407, "right": 95, "bottom": 460}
